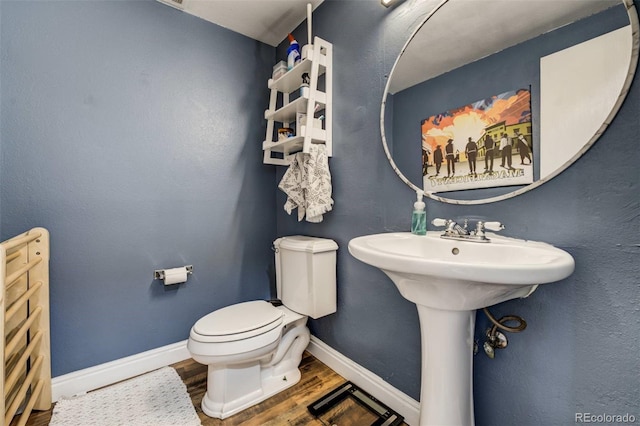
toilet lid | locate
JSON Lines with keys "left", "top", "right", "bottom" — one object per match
{"left": 192, "top": 300, "right": 283, "bottom": 342}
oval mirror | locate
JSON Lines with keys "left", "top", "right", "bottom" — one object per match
{"left": 381, "top": 0, "right": 639, "bottom": 204}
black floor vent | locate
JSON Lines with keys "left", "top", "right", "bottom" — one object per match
{"left": 308, "top": 381, "right": 404, "bottom": 426}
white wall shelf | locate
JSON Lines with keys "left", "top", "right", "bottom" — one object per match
{"left": 264, "top": 91, "right": 327, "bottom": 123}
{"left": 263, "top": 36, "right": 332, "bottom": 165}
{"left": 268, "top": 55, "right": 327, "bottom": 93}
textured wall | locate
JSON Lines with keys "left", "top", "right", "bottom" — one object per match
{"left": 278, "top": 0, "right": 639, "bottom": 424}
{"left": 0, "top": 0, "right": 276, "bottom": 376}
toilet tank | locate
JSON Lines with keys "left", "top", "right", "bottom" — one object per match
{"left": 274, "top": 236, "right": 338, "bottom": 319}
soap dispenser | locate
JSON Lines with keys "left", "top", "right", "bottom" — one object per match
{"left": 411, "top": 191, "right": 427, "bottom": 235}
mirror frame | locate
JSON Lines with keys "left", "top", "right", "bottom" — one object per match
{"left": 381, "top": 0, "right": 640, "bottom": 204}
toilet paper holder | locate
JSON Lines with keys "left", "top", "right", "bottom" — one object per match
{"left": 154, "top": 265, "right": 193, "bottom": 281}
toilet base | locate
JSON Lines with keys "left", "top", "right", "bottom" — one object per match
{"left": 199, "top": 320, "right": 311, "bottom": 419}
{"left": 202, "top": 364, "right": 302, "bottom": 419}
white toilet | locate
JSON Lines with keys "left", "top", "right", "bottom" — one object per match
{"left": 187, "top": 235, "right": 338, "bottom": 419}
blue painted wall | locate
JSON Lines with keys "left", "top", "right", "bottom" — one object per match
{"left": 0, "top": 0, "right": 275, "bottom": 376}
{"left": 278, "top": 0, "right": 639, "bottom": 424}
{"left": 1, "top": 0, "right": 638, "bottom": 424}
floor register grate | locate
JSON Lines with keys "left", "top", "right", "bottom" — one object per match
{"left": 307, "top": 381, "right": 404, "bottom": 426}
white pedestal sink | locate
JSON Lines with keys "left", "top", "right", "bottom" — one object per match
{"left": 348, "top": 231, "right": 574, "bottom": 426}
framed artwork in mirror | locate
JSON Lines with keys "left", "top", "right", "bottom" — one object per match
{"left": 421, "top": 87, "right": 533, "bottom": 192}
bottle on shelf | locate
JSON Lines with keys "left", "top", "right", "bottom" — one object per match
{"left": 300, "top": 72, "right": 310, "bottom": 97}
{"left": 287, "top": 34, "right": 301, "bottom": 70}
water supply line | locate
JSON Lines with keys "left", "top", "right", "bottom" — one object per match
{"left": 481, "top": 307, "right": 527, "bottom": 359}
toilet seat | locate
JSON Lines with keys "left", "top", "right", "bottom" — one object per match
{"left": 191, "top": 300, "right": 283, "bottom": 343}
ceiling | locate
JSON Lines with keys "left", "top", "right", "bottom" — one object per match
{"left": 156, "top": 0, "right": 621, "bottom": 88}
{"left": 157, "top": 0, "right": 324, "bottom": 47}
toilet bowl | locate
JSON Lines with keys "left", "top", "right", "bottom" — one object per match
{"left": 187, "top": 236, "right": 338, "bottom": 419}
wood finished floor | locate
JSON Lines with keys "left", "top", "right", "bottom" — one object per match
{"left": 17, "top": 351, "right": 408, "bottom": 426}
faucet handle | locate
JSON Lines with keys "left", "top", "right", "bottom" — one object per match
{"left": 431, "top": 218, "right": 449, "bottom": 227}
{"left": 484, "top": 221, "right": 505, "bottom": 231}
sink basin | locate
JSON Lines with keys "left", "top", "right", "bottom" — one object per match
{"left": 348, "top": 231, "right": 574, "bottom": 426}
{"left": 348, "top": 231, "right": 575, "bottom": 310}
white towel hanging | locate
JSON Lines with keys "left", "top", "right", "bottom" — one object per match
{"left": 278, "top": 144, "right": 333, "bottom": 223}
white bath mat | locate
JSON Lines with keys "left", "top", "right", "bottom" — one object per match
{"left": 50, "top": 367, "right": 201, "bottom": 426}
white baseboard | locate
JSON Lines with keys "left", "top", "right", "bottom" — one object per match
{"left": 51, "top": 340, "right": 191, "bottom": 402}
{"left": 51, "top": 336, "right": 420, "bottom": 425}
{"left": 307, "top": 336, "right": 420, "bottom": 426}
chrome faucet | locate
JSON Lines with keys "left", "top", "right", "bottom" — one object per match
{"left": 432, "top": 218, "right": 504, "bottom": 243}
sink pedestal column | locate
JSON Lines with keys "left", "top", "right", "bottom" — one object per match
{"left": 416, "top": 305, "right": 475, "bottom": 426}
